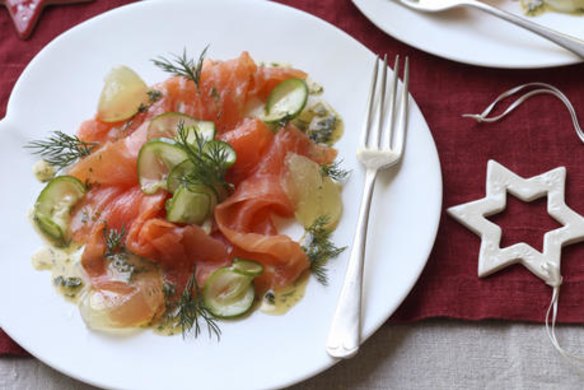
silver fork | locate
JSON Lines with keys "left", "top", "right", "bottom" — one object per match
{"left": 396, "top": 0, "right": 584, "bottom": 59}
{"left": 326, "top": 55, "right": 409, "bottom": 359}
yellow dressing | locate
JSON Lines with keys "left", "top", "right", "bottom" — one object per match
{"left": 260, "top": 273, "right": 310, "bottom": 315}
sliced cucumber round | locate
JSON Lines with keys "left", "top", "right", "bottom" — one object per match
{"left": 137, "top": 139, "right": 188, "bottom": 194}
{"left": 203, "top": 140, "right": 237, "bottom": 168}
{"left": 166, "top": 160, "right": 196, "bottom": 193}
{"left": 182, "top": 122, "right": 216, "bottom": 144}
{"left": 264, "top": 78, "right": 309, "bottom": 123}
{"left": 231, "top": 258, "right": 264, "bottom": 277}
{"left": 34, "top": 176, "right": 86, "bottom": 247}
{"left": 148, "top": 112, "right": 215, "bottom": 142}
{"left": 165, "top": 185, "right": 216, "bottom": 225}
{"left": 203, "top": 268, "right": 256, "bottom": 319}
{"left": 166, "top": 155, "right": 230, "bottom": 201}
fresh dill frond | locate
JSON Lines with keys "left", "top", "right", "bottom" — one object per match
{"left": 173, "top": 273, "right": 221, "bottom": 340}
{"left": 25, "top": 131, "right": 96, "bottom": 170}
{"left": 174, "top": 121, "right": 233, "bottom": 199}
{"left": 152, "top": 45, "right": 209, "bottom": 90}
{"left": 103, "top": 225, "right": 127, "bottom": 257}
{"left": 204, "top": 138, "right": 235, "bottom": 171}
{"left": 302, "top": 216, "right": 346, "bottom": 285}
{"left": 321, "top": 159, "right": 350, "bottom": 182}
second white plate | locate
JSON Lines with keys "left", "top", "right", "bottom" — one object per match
{"left": 353, "top": 0, "right": 584, "bottom": 69}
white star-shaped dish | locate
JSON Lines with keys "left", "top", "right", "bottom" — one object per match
{"left": 448, "top": 160, "right": 584, "bottom": 287}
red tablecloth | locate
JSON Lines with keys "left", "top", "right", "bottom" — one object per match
{"left": 3, "top": 0, "right": 584, "bottom": 356}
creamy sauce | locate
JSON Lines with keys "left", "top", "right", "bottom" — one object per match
{"left": 32, "top": 160, "right": 55, "bottom": 182}
{"left": 32, "top": 244, "right": 86, "bottom": 301}
{"left": 293, "top": 97, "right": 344, "bottom": 145}
{"left": 260, "top": 273, "right": 310, "bottom": 315}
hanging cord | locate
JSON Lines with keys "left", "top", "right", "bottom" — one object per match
{"left": 541, "top": 258, "right": 584, "bottom": 365}
{"left": 462, "top": 82, "right": 584, "bottom": 144}
{"left": 545, "top": 284, "right": 584, "bottom": 366}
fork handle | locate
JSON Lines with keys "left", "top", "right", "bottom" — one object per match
{"left": 466, "top": 0, "right": 584, "bottom": 59}
{"left": 326, "top": 168, "right": 378, "bottom": 359}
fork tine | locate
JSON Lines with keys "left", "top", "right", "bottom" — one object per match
{"left": 394, "top": 56, "right": 410, "bottom": 158}
{"left": 383, "top": 55, "right": 400, "bottom": 150}
{"left": 370, "top": 54, "right": 388, "bottom": 148}
{"left": 361, "top": 57, "right": 380, "bottom": 148}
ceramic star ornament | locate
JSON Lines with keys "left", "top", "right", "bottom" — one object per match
{"left": 448, "top": 160, "right": 584, "bottom": 288}
{"left": 448, "top": 160, "right": 584, "bottom": 362}
{"left": 1, "top": 0, "right": 94, "bottom": 39}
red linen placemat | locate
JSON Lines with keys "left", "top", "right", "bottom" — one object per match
{"left": 3, "top": 0, "right": 584, "bottom": 356}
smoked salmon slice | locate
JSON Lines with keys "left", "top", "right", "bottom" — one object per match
{"left": 215, "top": 173, "right": 309, "bottom": 291}
{"left": 126, "top": 218, "right": 229, "bottom": 271}
{"left": 220, "top": 118, "right": 274, "bottom": 185}
{"left": 69, "top": 122, "right": 149, "bottom": 188}
{"left": 215, "top": 127, "right": 337, "bottom": 290}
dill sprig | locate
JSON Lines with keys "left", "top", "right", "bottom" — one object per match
{"left": 321, "top": 159, "right": 350, "bottom": 182}
{"left": 25, "top": 131, "right": 96, "bottom": 170}
{"left": 152, "top": 45, "right": 209, "bottom": 90}
{"left": 302, "top": 216, "right": 346, "bottom": 285}
{"left": 175, "top": 122, "right": 233, "bottom": 199}
{"left": 103, "top": 225, "right": 126, "bottom": 257}
{"left": 173, "top": 273, "right": 221, "bottom": 340}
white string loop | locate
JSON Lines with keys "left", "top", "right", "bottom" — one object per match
{"left": 462, "top": 82, "right": 584, "bottom": 144}
{"left": 545, "top": 285, "right": 584, "bottom": 366}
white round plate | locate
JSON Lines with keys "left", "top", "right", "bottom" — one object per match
{"left": 0, "top": 1, "right": 442, "bottom": 389}
{"left": 353, "top": 0, "right": 584, "bottom": 69}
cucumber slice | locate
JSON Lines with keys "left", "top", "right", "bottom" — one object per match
{"left": 203, "top": 268, "right": 256, "bottom": 318}
{"left": 203, "top": 140, "right": 237, "bottom": 168}
{"left": 264, "top": 78, "right": 309, "bottom": 123}
{"left": 165, "top": 185, "right": 215, "bottom": 225}
{"left": 183, "top": 122, "right": 216, "bottom": 144}
{"left": 231, "top": 258, "right": 264, "bottom": 277}
{"left": 166, "top": 160, "right": 195, "bottom": 193}
{"left": 148, "top": 112, "right": 215, "bottom": 141}
{"left": 138, "top": 139, "right": 188, "bottom": 194}
{"left": 34, "top": 176, "right": 86, "bottom": 247}
{"left": 166, "top": 154, "right": 230, "bottom": 201}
